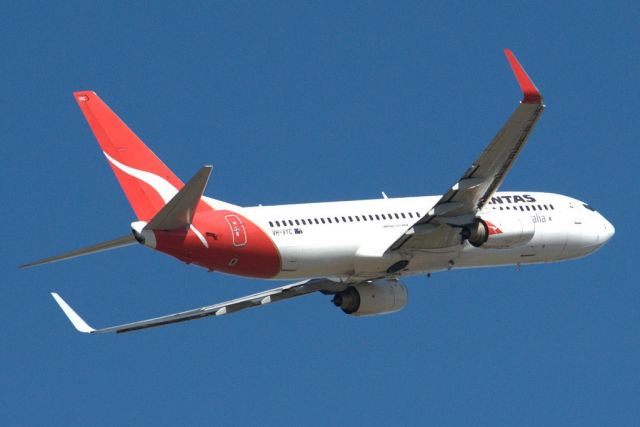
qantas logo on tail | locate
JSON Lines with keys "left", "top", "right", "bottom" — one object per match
{"left": 104, "top": 152, "right": 179, "bottom": 203}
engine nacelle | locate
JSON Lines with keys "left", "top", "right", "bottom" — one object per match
{"left": 332, "top": 280, "right": 408, "bottom": 317}
{"left": 464, "top": 214, "right": 534, "bottom": 249}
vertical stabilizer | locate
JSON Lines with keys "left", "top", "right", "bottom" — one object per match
{"left": 74, "top": 91, "right": 185, "bottom": 220}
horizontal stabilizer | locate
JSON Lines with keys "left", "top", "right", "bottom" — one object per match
{"left": 144, "top": 166, "right": 212, "bottom": 231}
{"left": 19, "top": 235, "right": 136, "bottom": 269}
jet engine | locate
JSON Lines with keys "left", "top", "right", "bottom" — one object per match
{"left": 462, "top": 214, "right": 534, "bottom": 249}
{"left": 332, "top": 280, "right": 408, "bottom": 316}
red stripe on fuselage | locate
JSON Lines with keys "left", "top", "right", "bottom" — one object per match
{"left": 152, "top": 209, "right": 280, "bottom": 278}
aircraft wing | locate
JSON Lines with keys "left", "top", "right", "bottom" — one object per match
{"left": 391, "top": 49, "right": 545, "bottom": 251}
{"left": 51, "top": 278, "right": 343, "bottom": 334}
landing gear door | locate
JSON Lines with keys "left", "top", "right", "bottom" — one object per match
{"left": 225, "top": 215, "right": 247, "bottom": 247}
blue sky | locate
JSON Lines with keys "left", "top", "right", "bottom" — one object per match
{"left": 2, "top": 1, "right": 638, "bottom": 425}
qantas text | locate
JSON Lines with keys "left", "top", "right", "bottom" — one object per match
{"left": 488, "top": 194, "right": 536, "bottom": 204}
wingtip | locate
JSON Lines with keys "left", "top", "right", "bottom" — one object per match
{"left": 50, "top": 292, "right": 95, "bottom": 333}
{"left": 503, "top": 49, "right": 543, "bottom": 104}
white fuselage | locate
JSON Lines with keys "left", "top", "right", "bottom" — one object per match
{"left": 241, "top": 191, "right": 614, "bottom": 281}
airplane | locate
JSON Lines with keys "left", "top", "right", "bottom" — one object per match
{"left": 21, "top": 49, "right": 614, "bottom": 334}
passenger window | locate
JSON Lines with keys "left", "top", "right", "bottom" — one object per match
{"left": 348, "top": 216, "right": 353, "bottom": 222}
{"left": 355, "top": 216, "right": 360, "bottom": 221}
{"left": 320, "top": 218, "right": 325, "bottom": 224}
{"left": 289, "top": 220, "right": 294, "bottom": 226}
{"left": 327, "top": 218, "right": 332, "bottom": 224}
{"left": 525, "top": 206, "right": 530, "bottom": 211}
{"left": 550, "top": 204, "right": 555, "bottom": 210}
{"left": 381, "top": 214, "right": 387, "bottom": 220}
{"left": 401, "top": 213, "right": 406, "bottom": 219}
{"left": 394, "top": 213, "right": 399, "bottom": 219}
{"left": 295, "top": 219, "right": 300, "bottom": 225}
{"left": 408, "top": 212, "right": 413, "bottom": 218}
{"left": 519, "top": 206, "right": 524, "bottom": 211}
{"left": 269, "top": 221, "right": 274, "bottom": 227}
{"left": 531, "top": 206, "right": 536, "bottom": 211}
{"left": 416, "top": 212, "right": 420, "bottom": 217}
{"left": 335, "top": 217, "right": 340, "bottom": 223}
{"left": 301, "top": 219, "right": 306, "bottom": 225}
{"left": 275, "top": 221, "right": 280, "bottom": 227}
{"left": 375, "top": 215, "right": 380, "bottom": 220}
{"left": 369, "top": 215, "right": 374, "bottom": 220}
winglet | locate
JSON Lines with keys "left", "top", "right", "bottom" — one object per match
{"left": 50, "top": 293, "right": 95, "bottom": 333}
{"left": 504, "top": 49, "right": 543, "bottom": 104}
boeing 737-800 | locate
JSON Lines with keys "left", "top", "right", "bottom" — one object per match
{"left": 21, "top": 49, "right": 614, "bottom": 333}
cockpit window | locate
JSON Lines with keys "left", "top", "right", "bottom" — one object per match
{"left": 583, "top": 204, "right": 596, "bottom": 212}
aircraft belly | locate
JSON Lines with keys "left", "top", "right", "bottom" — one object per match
{"left": 454, "top": 248, "right": 527, "bottom": 268}
{"left": 403, "top": 249, "right": 461, "bottom": 274}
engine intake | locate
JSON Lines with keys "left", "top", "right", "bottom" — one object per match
{"left": 462, "top": 214, "right": 534, "bottom": 249}
{"left": 462, "top": 219, "right": 488, "bottom": 247}
{"left": 332, "top": 280, "right": 408, "bottom": 316}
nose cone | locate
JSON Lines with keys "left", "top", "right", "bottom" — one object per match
{"left": 563, "top": 212, "right": 614, "bottom": 260}
{"left": 600, "top": 216, "right": 615, "bottom": 244}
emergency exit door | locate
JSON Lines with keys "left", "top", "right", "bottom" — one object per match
{"left": 225, "top": 215, "right": 247, "bottom": 247}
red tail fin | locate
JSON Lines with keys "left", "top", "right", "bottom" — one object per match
{"left": 74, "top": 91, "right": 184, "bottom": 220}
